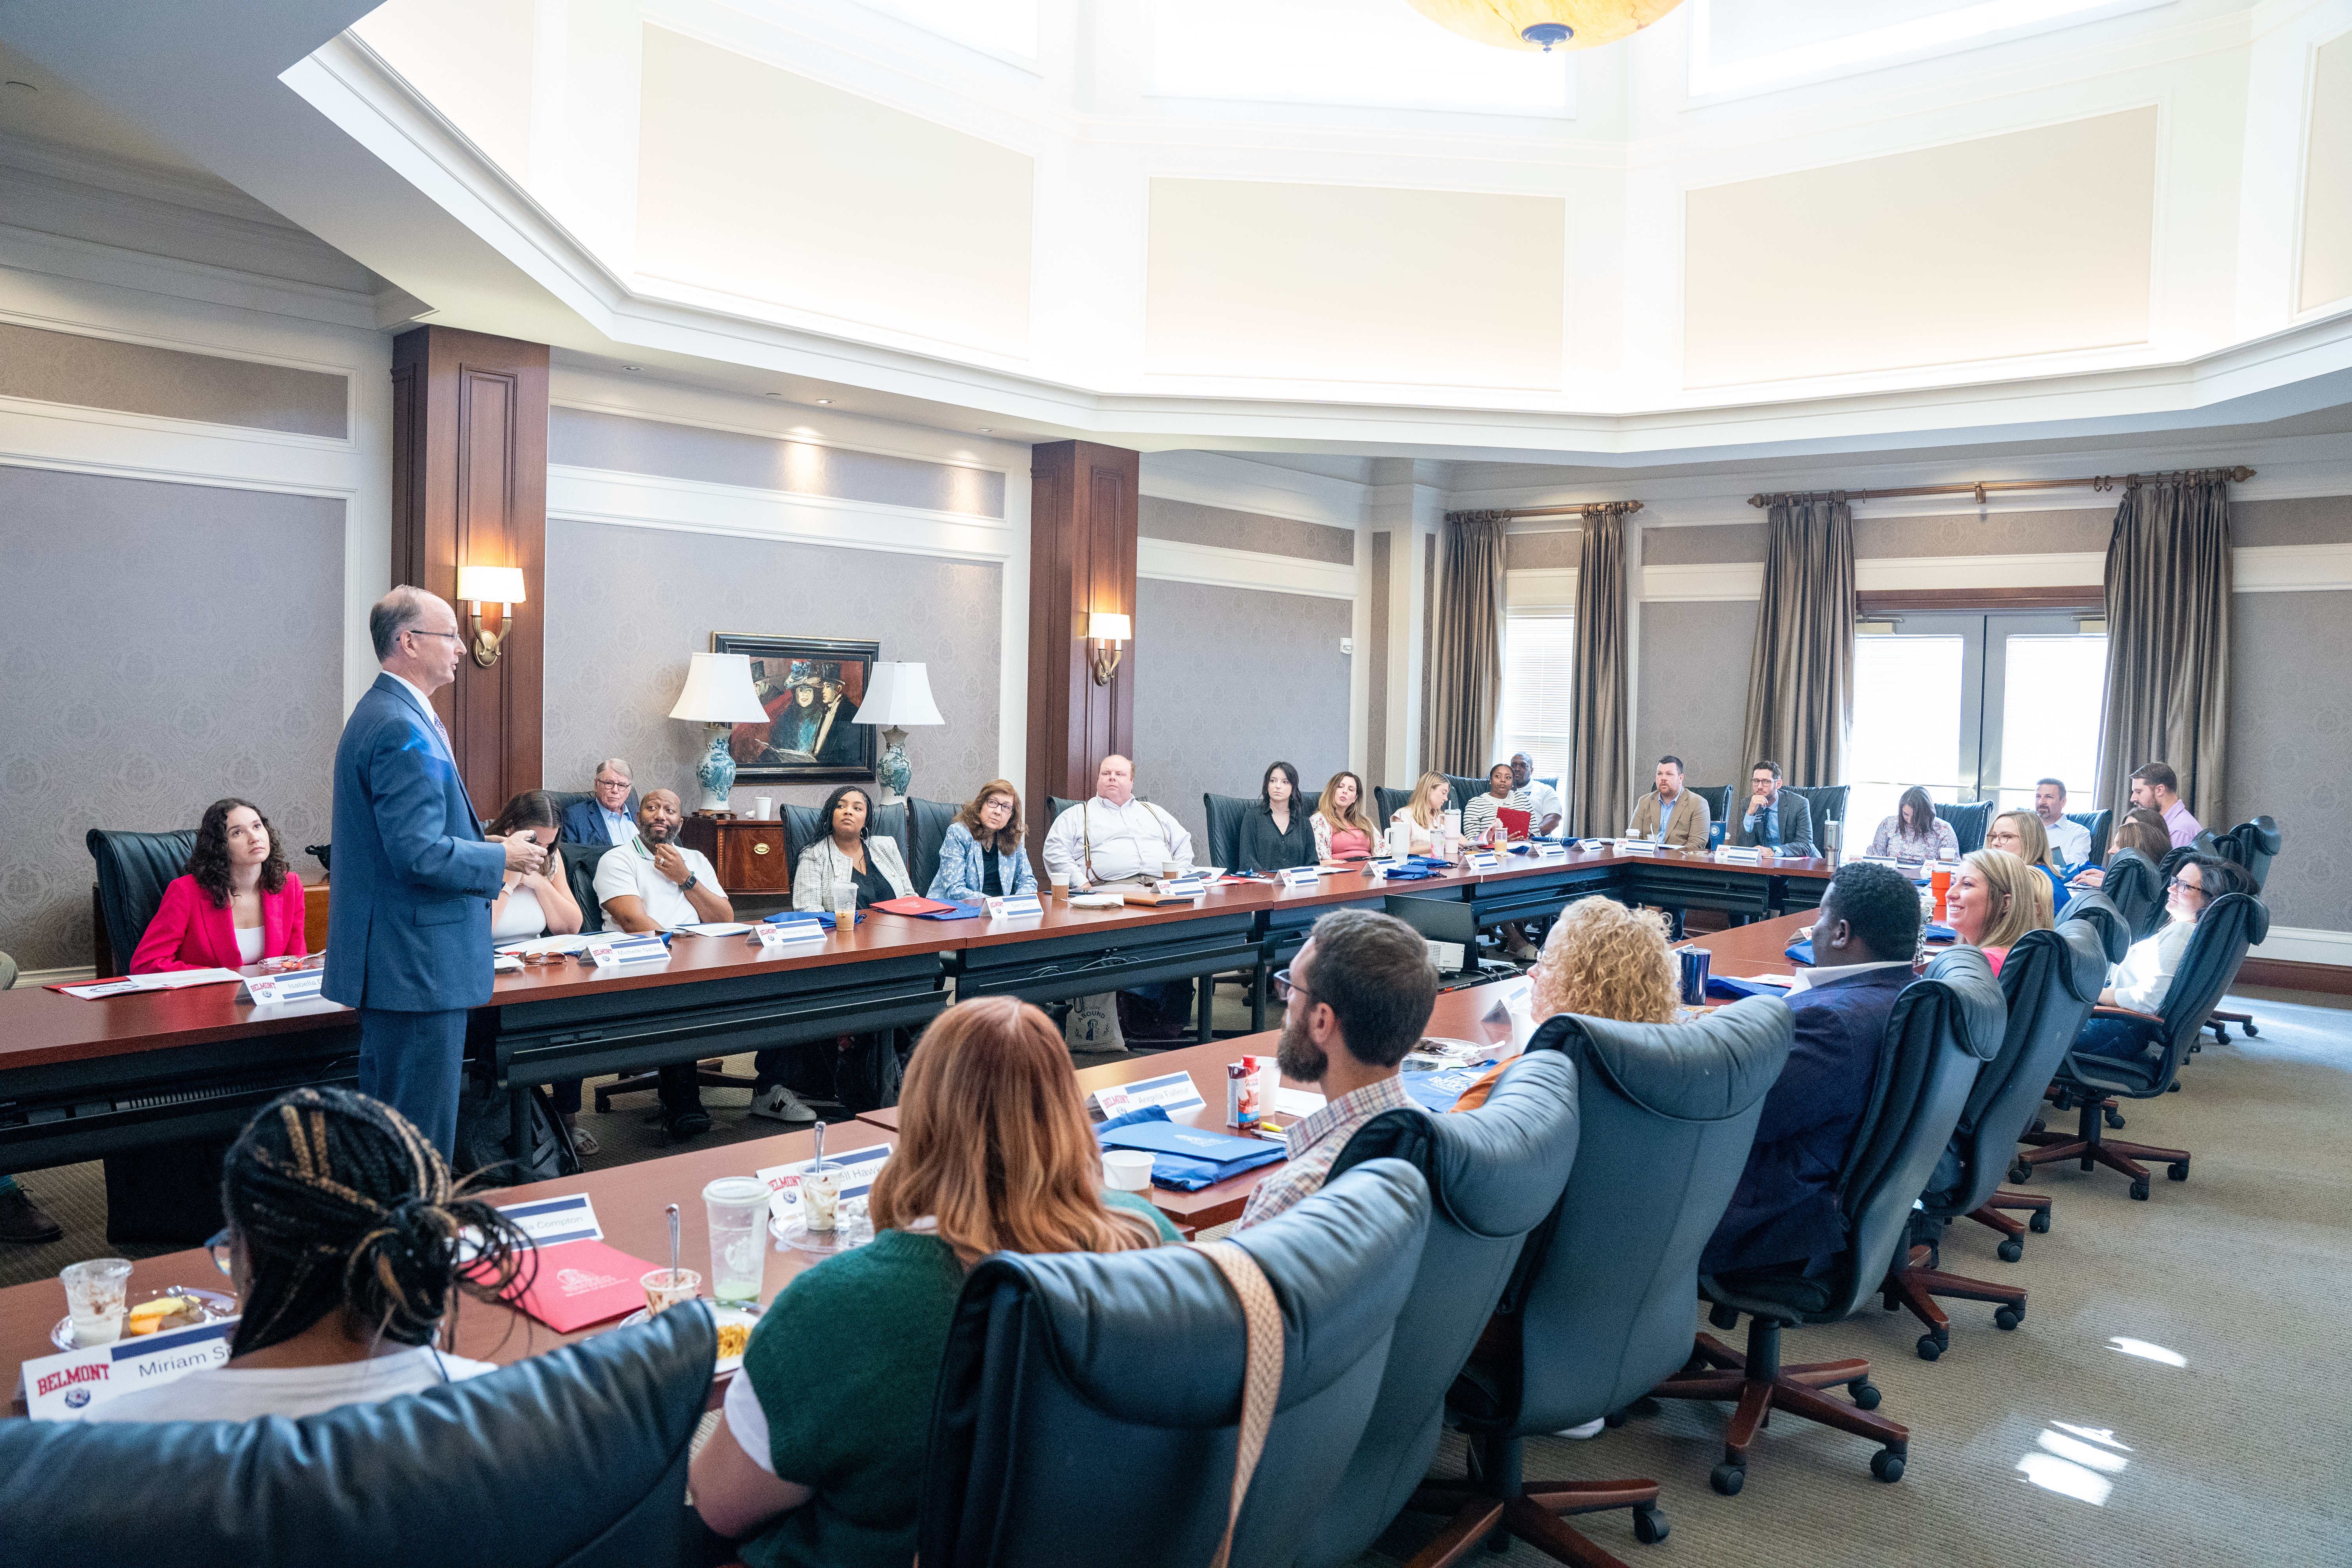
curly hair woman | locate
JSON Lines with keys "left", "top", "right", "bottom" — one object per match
{"left": 89, "top": 1087, "right": 532, "bottom": 1420}
{"left": 1528, "top": 897, "right": 1682, "bottom": 1025}
{"left": 130, "top": 797, "right": 309, "bottom": 973}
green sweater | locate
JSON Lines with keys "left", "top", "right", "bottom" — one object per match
{"left": 738, "top": 1191, "right": 1179, "bottom": 1568}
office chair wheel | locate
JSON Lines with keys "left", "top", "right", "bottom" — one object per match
{"left": 2244, "top": 1021, "right": 2260, "bottom": 1037}
{"left": 1709, "top": 1462, "right": 1745, "bottom": 1496}
{"left": 1632, "top": 1503, "right": 1669, "bottom": 1545}
{"left": 1871, "top": 1446, "right": 1907, "bottom": 1483}
{"left": 1915, "top": 1333, "right": 1944, "bottom": 1362}
{"left": 2168, "top": 1160, "right": 2190, "bottom": 1181}
{"left": 2168, "top": 1081, "right": 2182, "bottom": 1091}
{"left": 2009, "top": 1158, "right": 2034, "bottom": 1183}
{"left": 1603, "top": 1410, "right": 1628, "bottom": 1428}
{"left": 1848, "top": 1378, "right": 1881, "bottom": 1410}
{"left": 1709, "top": 1302, "right": 1741, "bottom": 1330}
{"left": 2029, "top": 1209, "right": 2052, "bottom": 1234}
{"left": 2103, "top": 1105, "right": 2125, "bottom": 1129}
{"left": 1998, "top": 1237, "right": 2024, "bottom": 1263}
{"left": 2129, "top": 1178, "right": 2151, "bottom": 1201}
{"left": 1995, "top": 1305, "right": 2023, "bottom": 1331}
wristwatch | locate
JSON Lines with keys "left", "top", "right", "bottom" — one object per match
{"left": 680, "top": 873, "right": 699, "bottom": 894}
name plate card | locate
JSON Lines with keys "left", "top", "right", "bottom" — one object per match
{"left": 983, "top": 894, "right": 1045, "bottom": 918}
{"left": 588, "top": 933, "right": 670, "bottom": 968}
{"left": 1091, "top": 1069, "right": 1209, "bottom": 1121}
{"left": 1530, "top": 841, "right": 1568, "bottom": 858}
{"left": 238, "top": 969, "right": 326, "bottom": 1006}
{"left": 1151, "top": 880, "right": 1210, "bottom": 900}
{"left": 1464, "top": 851, "right": 1501, "bottom": 870}
{"left": 22, "top": 1318, "right": 238, "bottom": 1421}
{"left": 1278, "top": 866, "right": 1321, "bottom": 888}
{"left": 757, "top": 921, "right": 826, "bottom": 949}
{"left": 1716, "top": 846, "right": 1764, "bottom": 865}
{"left": 1611, "top": 838, "right": 1659, "bottom": 856}
{"left": 494, "top": 1192, "right": 604, "bottom": 1247}
{"left": 758, "top": 1144, "right": 893, "bottom": 1228}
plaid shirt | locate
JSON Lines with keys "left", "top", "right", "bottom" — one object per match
{"left": 1236, "top": 1074, "right": 1421, "bottom": 1230}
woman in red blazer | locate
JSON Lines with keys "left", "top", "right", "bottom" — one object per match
{"left": 131, "top": 797, "right": 310, "bottom": 972}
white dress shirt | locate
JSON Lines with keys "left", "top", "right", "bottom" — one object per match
{"left": 2042, "top": 814, "right": 2091, "bottom": 865}
{"left": 1790, "top": 957, "right": 1913, "bottom": 993}
{"left": 1041, "top": 797, "right": 1194, "bottom": 884}
{"left": 2109, "top": 914, "right": 2196, "bottom": 1014}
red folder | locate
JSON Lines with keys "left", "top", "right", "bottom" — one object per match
{"left": 871, "top": 896, "right": 960, "bottom": 916}
{"left": 1497, "top": 807, "right": 1532, "bottom": 839}
{"left": 503, "top": 1238, "right": 657, "bottom": 1332}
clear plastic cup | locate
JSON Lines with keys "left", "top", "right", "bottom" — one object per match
{"left": 800, "top": 1163, "right": 845, "bottom": 1232}
{"left": 62, "top": 1258, "right": 134, "bottom": 1347}
{"left": 641, "top": 1266, "right": 701, "bottom": 1318}
{"left": 703, "top": 1177, "right": 771, "bottom": 1305}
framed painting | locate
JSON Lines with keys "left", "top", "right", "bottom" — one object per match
{"left": 713, "top": 632, "right": 880, "bottom": 784}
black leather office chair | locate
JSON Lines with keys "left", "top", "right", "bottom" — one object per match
{"left": 1047, "top": 794, "right": 1082, "bottom": 827}
{"left": 557, "top": 842, "right": 610, "bottom": 936}
{"left": 864, "top": 799, "right": 910, "bottom": 870}
{"left": 0, "top": 1303, "right": 716, "bottom": 1568}
{"left": 780, "top": 803, "right": 826, "bottom": 873}
{"left": 2201, "top": 817, "right": 2279, "bottom": 1043}
{"left": 2100, "top": 848, "right": 2164, "bottom": 942}
{"left": 86, "top": 826, "right": 199, "bottom": 976}
{"left": 2016, "top": 891, "right": 2268, "bottom": 1199}
{"left": 1297, "top": 1053, "right": 1581, "bottom": 1568}
{"left": 1885, "top": 911, "right": 2108, "bottom": 1358}
{"left": 1374, "top": 785, "right": 1414, "bottom": 824}
{"left": 1785, "top": 785, "right": 1849, "bottom": 848}
{"left": 919, "top": 1160, "right": 1431, "bottom": 1568}
{"left": 908, "top": 796, "right": 957, "bottom": 895}
{"left": 1933, "top": 801, "right": 1993, "bottom": 855}
{"left": 1204, "top": 791, "right": 1254, "bottom": 870}
{"left": 1445, "top": 774, "right": 1490, "bottom": 813}
{"left": 1655, "top": 949, "right": 2004, "bottom": 1494}
{"left": 1687, "top": 786, "right": 1735, "bottom": 828}
{"left": 2064, "top": 808, "right": 2112, "bottom": 865}
{"left": 1415, "top": 1000, "right": 1791, "bottom": 1563}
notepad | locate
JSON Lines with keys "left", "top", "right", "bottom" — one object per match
{"left": 871, "top": 896, "right": 960, "bottom": 916}
{"left": 1497, "top": 807, "right": 1532, "bottom": 838}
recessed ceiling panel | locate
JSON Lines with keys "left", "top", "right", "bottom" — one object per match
{"left": 1684, "top": 108, "right": 2157, "bottom": 387}
{"left": 1146, "top": 178, "right": 1565, "bottom": 388}
{"left": 635, "top": 25, "right": 1032, "bottom": 356}
{"left": 352, "top": 0, "right": 537, "bottom": 183}
{"left": 2301, "top": 30, "right": 2352, "bottom": 313}
{"left": 1151, "top": 0, "right": 1573, "bottom": 114}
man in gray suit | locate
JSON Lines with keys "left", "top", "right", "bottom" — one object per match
{"left": 1728, "top": 759, "right": 1815, "bottom": 858}
{"left": 325, "top": 586, "right": 545, "bottom": 1156}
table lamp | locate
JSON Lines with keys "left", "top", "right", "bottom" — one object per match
{"left": 669, "top": 652, "right": 773, "bottom": 812}
{"left": 858, "top": 662, "right": 944, "bottom": 804}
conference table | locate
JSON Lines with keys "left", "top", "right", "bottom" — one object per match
{"left": 0, "top": 910, "right": 1826, "bottom": 1414}
{"left": 0, "top": 844, "right": 1838, "bottom": 1178}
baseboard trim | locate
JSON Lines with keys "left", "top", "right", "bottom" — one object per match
{"left": 2236, "top": 956, "right": 2352, "bottom": 996}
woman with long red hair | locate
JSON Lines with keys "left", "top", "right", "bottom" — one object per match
{"left": 692, "top": 996, "right": 1177, "bottom": 1566}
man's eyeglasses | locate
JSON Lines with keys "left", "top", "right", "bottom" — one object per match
{"left": 405, "top": 628, "right": 460, "bottom": 642}
{"left": 203, "top": 1228, "right": 233, "bottom": 1278}
{"left": 1270, "top": 968, "right": 1312, "bottom": 1004}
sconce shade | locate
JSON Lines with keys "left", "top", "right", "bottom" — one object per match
{"left": 668, "top": 652, "right": 773, "bottom": 723}
{"left": 455, "top": 564, "right": 526, "bottom": 604}
{"left": 1087, "top": 612, "right": 1132, "bottom": 642}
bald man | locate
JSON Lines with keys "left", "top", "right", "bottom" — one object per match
{"left": 1041, "top": 754, "right": 1194, "bottom": 886}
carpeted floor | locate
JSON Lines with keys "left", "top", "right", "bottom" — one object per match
{"left": 9, "top": 988, "right": 2348, "bottom": 1565}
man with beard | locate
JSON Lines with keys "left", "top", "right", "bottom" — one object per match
{"left": 595, "top": 788, "right": 735, "bottom": 1138}
{"left": 1234, "top": 908, "right": 1437, "bottom": 1229}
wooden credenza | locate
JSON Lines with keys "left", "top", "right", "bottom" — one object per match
{"left": 678, "top": 815, "right": 791, "bottom": 896}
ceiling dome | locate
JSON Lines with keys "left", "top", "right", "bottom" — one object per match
{"left": 1402, "top": 0, "right": 1684, "bottom": 53}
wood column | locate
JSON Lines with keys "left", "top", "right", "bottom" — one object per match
{"left": 390, "top": 325, "right": 548, "bottom": 813}
{"left": 1026, "top": 440, "right": 1138, "bottom": 853}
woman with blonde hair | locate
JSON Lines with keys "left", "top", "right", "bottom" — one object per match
{"left": 928, "top": 778, "right": 1036, "bottom": 903}
{"left": 1389, "top": 771, "right": 1454, "bottom": 856}
{"left": 693, "top": 997, "right": 1177, "bottom": 1566}
{"left": 1528, "top": 897, "right": 1682, "bottom": 1025}
{"left": 1986, "top": 808, "right": 2071, "bottom": 914}
{"left": 1311, "top": 769, "right": 1381, "bottom": 860}
{"left": 1944, "top": 848, "right": 2054, "bottom": 975}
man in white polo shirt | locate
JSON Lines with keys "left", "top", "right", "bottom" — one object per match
{"left": 594, "top": 788, "right": 734, "bottom": 1139}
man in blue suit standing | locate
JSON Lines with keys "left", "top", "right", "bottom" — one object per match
{"left": 325, "top": 586, "right": 544, "bottom": 1156}
{"left": 1701, "top": 862, "right": 1921, "bottom": 1283}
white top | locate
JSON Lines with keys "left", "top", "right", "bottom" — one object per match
{"left": 490, "top": 882, "right": 548, "bottom": 941}
{"left": 593, "top": 838, "right": 721, "bottom": 931}
{"left": 1791, "top": 958, "right": 1912, "bottom": 993}
{"left": 2109, "top": 913, "right": 2196, "bottom": 1015}
{"left": 723, "top": 1357, "right": 776, "bottom": 1474}
{"left": 1524, "top": 779, "right": 1564, "bottom": 833}
{"left": 234, "top": 925, "right": 265, "bottom": 964}
{"left": 1461, "top": 789, "right": 1530, "bottom": 844}
{"left": 86, "top": 1344, "right": 499, "bottom": 1422}
{"left": 2043, "top": 814, "right": 2092, "bottom": 865}
{"left": 1041, "top": 797, "right": 1194, "bottom": 885}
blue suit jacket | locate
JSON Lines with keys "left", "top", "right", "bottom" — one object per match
{"left": 323, "top": 673, "right": 506, "bottom": 1012}
{"left": 559, "top": 795, "right": 638, "bottom": 848}
{"left": 1701, "top": 964, "right": 1913, "bottom": 1276}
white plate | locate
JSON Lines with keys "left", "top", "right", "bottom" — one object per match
{"left": 52, "top": 1286, "right": 238, "bottom": 1351}
{"left": 617, "top": 1302, "right": 762, "bottom": 1374}
{"left": 769, "top": 1208, "right": 875, "bottom": 1256}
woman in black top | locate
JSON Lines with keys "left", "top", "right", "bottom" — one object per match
{"left": 1238, "top": 761, "right": 1317, "bottom": 873}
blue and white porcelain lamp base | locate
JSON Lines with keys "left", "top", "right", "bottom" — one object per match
{"left": 695, "top": 725, "right": 737, "bottom": 813}
{"left": 875, "top": 726, "right": 912, "bottom": 805}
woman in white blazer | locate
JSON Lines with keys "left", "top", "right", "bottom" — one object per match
{"left": 793, "top": 784, "right": 914, "bottom": 912}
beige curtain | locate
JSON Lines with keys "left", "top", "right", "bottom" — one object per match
{"left": 2096, "top": 476, "right": 2231, "bottom": 826}
{"left": 1569, "top": 504, "right": 1632, "bottom": 837}
{"left": 1423, "top": 510, "right": 1508, "bottom": 776}
{"left": 1739, "top": 498, "right": 1855, "bottom": 786}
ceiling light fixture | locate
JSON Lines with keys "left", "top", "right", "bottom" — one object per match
{"left": 622, "top": 364, "right": 643, "bottom": 371}
{"left": 1403, "top": 0, "right": 1682, "bottom": 53}
{"left": 976, "top": 427, "right": 993, "bottom": 433}
{"left": 815, "top": 398, "right": 833, "bottom": 404}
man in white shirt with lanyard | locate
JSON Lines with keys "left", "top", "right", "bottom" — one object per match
{"left": 1041, "top": 755, "right": 1198, "bottom": 1045}
{"left": 1042, "top": 755, "right": 1195, "bottom": 886}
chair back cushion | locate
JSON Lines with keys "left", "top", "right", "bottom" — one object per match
{"left": 1046, "top": 795, "right": 1082, "bottom": 828}
{"left": 1928, "top": 915, "right": 2108, "bottom": 1217}
{"left": 1301, "top": 1054, "right": 1581, "bottom": 1568}
{"left": 2064, "top": 808, "right": 2112, "bottom": 865}
{"left": 909, "top": 797, "right": 958, "bottom": 896}
{"left": 2064, "top": 886, "right": 2131, "bottom": 964}
{"left": 2100, "top": 848, "right": 2165, "bottom": 942}
{"left": 545, "top": 790, "right": 595, "bottom": 817}
{"left": 2223, "top": 815, "right": 2280, "bottom": 891}
{"left": 1444, "top": 775, "right": 1490, "bottom": 814}
{"left": 1203, "top": 792, "right": 1255, "bottom": 872}
{"left": 919, "top": 1160, "right": 1429, "bottom": 1568}
{"left": 1373, "top": 786, "right": 1414, "bottom": 824}
{"left": 0, "top": 1305, "right": 715, "bottom": 1568}
{"left": 780, "top": 804, "right": 828, "bottom": 874}
{"left": 867, "top": 800, "right": 910, "bottom": 867}
{"left": 1486, "top": 998, "right": 1791, "bottom": 1434}
{"left": 86, "top": 827, "right": 199, "bottom": 975}
{"left": 1933, "top": 801, "right": 1994, "bottom": 854}
{"left": 1785, "top": 785, "right": 1850, "bottom": 839}
{"left": 558, "top": 842, "right": 611, "bottom": 935}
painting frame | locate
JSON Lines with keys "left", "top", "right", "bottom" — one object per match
{"left": 713, "top": 632, "right": 881, "bottom": 785}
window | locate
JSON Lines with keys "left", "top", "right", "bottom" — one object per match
{"left": 1844, "top": 612, "right": 2107, "bottom": 840}
{"left": 1493, "top": 613, "right": 1575, "bottom": 783}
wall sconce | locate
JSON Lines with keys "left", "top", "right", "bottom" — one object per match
{"left": 1087, "top": 611, "right": 1131, "bottom": 685}
{"left": 455, "top": 565, "right": 526, "bottom": 667}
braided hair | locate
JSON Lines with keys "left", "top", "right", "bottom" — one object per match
{"left": 221, "top": 1087, "right": 534, "bottom": 1357}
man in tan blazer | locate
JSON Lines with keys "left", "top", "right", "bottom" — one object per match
{"left": 1629, "top": 755, "right": 1711, "bottom": 850}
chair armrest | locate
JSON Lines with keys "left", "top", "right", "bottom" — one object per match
{"left": 2090, "top": 1005, "right": 2164, "bottom": 1024}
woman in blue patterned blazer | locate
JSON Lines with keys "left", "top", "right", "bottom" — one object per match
{"left": 928, "top": 779, "right": 1038, "bottom": 904}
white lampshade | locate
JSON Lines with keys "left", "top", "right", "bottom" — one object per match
{"left": 1087, "top": 611, "right": 1131, "bottom": 642}
{"left": 858, "top": 662, "right": 944, "bottom": 727}
{"left": 455, "top": 564, "right": 526, "bottom": 604}
{"left": 668, "top": 652, "right": 772, "bottom": 723}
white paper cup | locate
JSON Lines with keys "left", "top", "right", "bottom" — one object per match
{"left": 1102, "top": 1150, "right": 1156, "bottom": 1192}
{"left": 754, "top": 796, "right": 773, "bottom": 820}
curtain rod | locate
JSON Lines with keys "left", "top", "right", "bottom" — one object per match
{"left": 1497, "top": 500, "right": 1643, "bottom": 520}
{"left": 1747, "top": 465, "right": 2253, "bottom": 509}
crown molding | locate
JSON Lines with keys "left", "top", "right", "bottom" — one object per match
{"left": 1135, "top": 536, "right": 1359, "bottom": 601}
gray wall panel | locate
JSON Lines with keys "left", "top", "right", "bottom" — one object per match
{"left": 1635, "top": 598, "right": 1756, "bottom": 800}
{"left": 2223, "top": 589, "right": 2350, "bottom": 933}
{"left": 550, "top": 407, "right": 1004, "bottom": 518}
{"left": 1506, "top": 528, "right": 1580, "bottom": 569}
{"left": 0, "top": 322, "right": 347, "bottom": 439}
{"left": 1138, "top": 495, "right": 1353, "bottom": 563}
